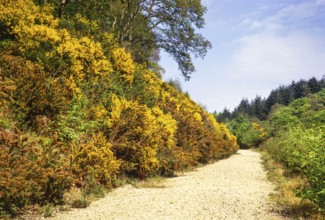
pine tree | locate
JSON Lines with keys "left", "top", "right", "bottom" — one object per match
{"left": 294, "top": 80, "right": 310, "bottom": 99}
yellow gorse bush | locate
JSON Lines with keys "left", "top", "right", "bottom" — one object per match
{"left": 150, "top": 106, "right": 183, "bottom": 175}
{"left": 0, "top": 0, "right": 59, "bottom": 49}
{"left": 1, "top": 0, "right": 112, "bottom": 82}
{"left": 70, "top": 132, "right": 121, "bottom": 188}
{"left": 57, "top": 36, "right": 112, "bottom": 79}
{"left": 0, "top": 0, "right": 239, "bottom": 215}
{"left": 106, "top": 95, "right": 161, "bottom": 177}
{"left": 111, "top": 48, "right": 135, "bottom": 83}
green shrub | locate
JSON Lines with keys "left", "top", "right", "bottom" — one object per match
{"left": 278, "top": 127, "right": 325, "bottom": 209}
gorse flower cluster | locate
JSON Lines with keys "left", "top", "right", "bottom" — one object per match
{"left": 0, "top": 0, "right": 238, "bottom": 216}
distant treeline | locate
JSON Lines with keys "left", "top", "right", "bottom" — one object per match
{"left": 216, "top": 77, "right": 325, "bottom": 122}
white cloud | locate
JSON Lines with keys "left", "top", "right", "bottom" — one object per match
{"left": 226, "top": 32, "right": 325, "bottom": 80}
{"left": 241, "top": 0, "right": 325, "bottom": 32}
{"left": 229, "top": 1, "right": 325, "bottom": 79}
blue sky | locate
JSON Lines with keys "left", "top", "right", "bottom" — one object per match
{"left": 160, "top": 0, "right": 325, "bottom": 112}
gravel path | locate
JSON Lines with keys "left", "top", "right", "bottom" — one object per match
{"left": 51, "top": 150, "right": 283, "bottom": 220}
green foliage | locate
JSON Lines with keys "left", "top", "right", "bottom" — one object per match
{"left": 269, "top": 90, "right": 325, "bottom": 130}
{"left": 283, "top": 127, "right": 324, "bottom": 208}
{"left": 263, "top": 89, "right": 325, "bottom": 211}
{"left": 264, "top": 127, "right": 325, "bottom": 210}
{"left": 227, "top": 115, "right": 265, "bottom": 149}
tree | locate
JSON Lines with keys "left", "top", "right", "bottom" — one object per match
{"left": 294, "top": 80, "right": 310, "bottom": 99}
{"left": 265, "top": 89, "right": 280, "bottom": 110}
{"left": 307, "top": 77, "right": 321, "bottom": 94}
{"left": 149, "top": 0, "right": 212, "bottom": 80}
{"left": 233, "top": 98, "right": 250, "bottom": 117}
{"left": 216, "top": 108, "right": 231, "bottom": 122}
{"left": 251, "top": 96, "right": 267, "bottom": 120}
{"left": 278, "top": 85, "right": 294, "bottom": 105}
{"left": 38, "top": 0, "right": 211, "bottom": 80}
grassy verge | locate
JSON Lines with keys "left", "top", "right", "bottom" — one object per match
{"left": 261, "top": 151, "right": 324, "bottom": 219}
{"left": 132, "top": 176, "right": 167, "bottom": 189}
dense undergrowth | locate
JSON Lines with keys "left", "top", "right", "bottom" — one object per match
{"left": 0, "top": 0, "right": 238, "bottom": 217}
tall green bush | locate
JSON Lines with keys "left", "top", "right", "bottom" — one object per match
{"left": 276, "top": 127, "right": 325, "bottom": 208}
{"left": 264, "top": 89, "right": 325, "bottom": 210}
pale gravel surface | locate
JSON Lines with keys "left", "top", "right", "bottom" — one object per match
{"left": 51, "top": 150, "right": 283, "bottom": 220}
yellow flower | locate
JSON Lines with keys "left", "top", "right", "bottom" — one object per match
{"left": 111, "top": 48, "right": 135, "bottom": 83}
